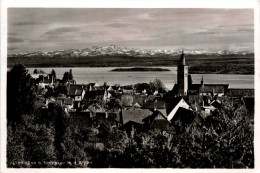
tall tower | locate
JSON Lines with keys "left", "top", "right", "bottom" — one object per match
{"left": 177, "top": 50, "right": 188, "bottom": 95}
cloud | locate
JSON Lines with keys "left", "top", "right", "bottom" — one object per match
{"left": 236, "top": 28, "right": 253, "bottom": 32}
{"left": 136, "top": 13, "right": 153, "bottom": 20}
{"left": 8, "top": 37, "right": 24, "bottom": 43}
{"left": 13, "top": 21, "right": 43, "bottom": 26}
{"left": 193, "top": 31, "right": 218, "bottom": 35}
{"left": 45, "top": 27, "right": 80, "bottom": 36}
{"left": 8, "top": 47, "right": 18, "bottom": 51}
{"left": 8, "top": 32, "right": 18, "bottom": 36}
{"left": 105, "top": 23, "right": 131, "bottom": 28}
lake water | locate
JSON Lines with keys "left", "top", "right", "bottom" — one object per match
{"left": 27, "top": 67, "right": 254, "bottom": 90}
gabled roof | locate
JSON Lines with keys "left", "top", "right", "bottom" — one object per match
{"left": 121, "top": 109, "right": 152, "bottom": 124}
{"left": 169, "top": 97, "right": 183, "bottom": 110}
{"left": 84, "top": 90, "right": 105, "bottom": 100}
{"left": 167, "top": 97, "right": 192, "bottom": 121}
{"left": 210, "top": 99, "right": 222, "bottom": 108}
{"left": 170, "top": 107, "right": 194, "bottom": 123}
{"left": 133, "top": 95, "right": 147, "bottom": 107}
{"left": 75, "top": 89, "right": 83, "bottom": 96}
{"left": 133, "top": 102, "right": 142, "bottom": 108}
{"left": 69, "top": 84, "right": 86, "bottom": 96}
{"left": 143, "top": 109, "right": 168, "bottom": 124}
{"left": 94, "top": 83, "right": 100, "bottom": 87}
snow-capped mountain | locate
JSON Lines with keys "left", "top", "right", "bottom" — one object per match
{"left": 8, "top": 45, "right": 253, "bottom": 58}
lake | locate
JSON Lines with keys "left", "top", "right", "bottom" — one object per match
{"left": 28, "top": 67, "right": 254, "bottom": 90}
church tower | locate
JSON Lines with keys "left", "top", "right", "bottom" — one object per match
{"left": 177, "top": 50, "right": 188, "bottom": 95}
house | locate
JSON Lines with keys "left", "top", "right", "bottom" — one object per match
{"left": 167, "top": 97, "right": 193, "bottom": 122}
{"left": 143, "top": 97, "right": 166, "bottom": 109}
{"left": 64, "top": 98, "right": 73, "bottom": 111}
{"left": 133, "top": 95, "right": 147, "bottom": 107}
{"left": 201, "top": 105, "right": 216, "bottom": 116}
{"left": 120, "top": 109, "right": 153, "bottom": 126}
{"left": 132, "top": 102, "right": 142, "bottom": 109}
{"left": 142, "top": 109, "right": 171, "bottom": 130}
{"left": 226, "top": 88, "right": 254, "bottom": 98}
{"left": 210, "top": 99, "right": 222, "bottom": 109}
{"left": 199, "top": 85, "right": 225, "bottom": 96}
{"left": 68, "top": 84, "right": 86, "bottom": 101}
{"left": 171, "top": 107, "right": 195, "bottom": 125}
{"left": 88, "top": 103, "right": 106, "bottom": 118}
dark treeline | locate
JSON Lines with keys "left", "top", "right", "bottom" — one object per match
{"left": 7, "top": 64, "right": 254, "bottom": 168}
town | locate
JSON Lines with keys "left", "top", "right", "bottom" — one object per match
{"left": 7, "top": 51, "right": 254, "bottom": 168}
{"left": 33, "top": 51, "right": 254, "bottom": 126}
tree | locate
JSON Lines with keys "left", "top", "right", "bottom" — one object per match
{"left": 149, "top": 78, "right": 166, "bottom": 92}
{"left": 172, "top": 102, "right": 254, "bottom": 168}
{"left": 33, "top": 69, "right": 38, "bottom": 74}
{"left": 69, "top": 69, "right": 73, "bottom": 80}
{"left": 51, "top": 69, "right": 56, "bottom": 82}
{"left": 7, "top": 64, "right": 36, "bottom": 124}
{"left": 62, "top": 72, "right": 70, "bottom": 83}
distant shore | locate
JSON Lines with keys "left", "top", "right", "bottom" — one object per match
{"left": 7, "top": 54, "right": 254, "bottom": 74}
{"left": 111, "top": 67, "right": 170, "bottom": 72}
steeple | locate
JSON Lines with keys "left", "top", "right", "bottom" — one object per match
{"left": 177, "top": 49, "right": 188, "bottom": 96}
{"left": 179, "top": 49, "right": 186, "bottom": 66}
{"left": 201, "top": 76, "right": 204, "bottom": 87}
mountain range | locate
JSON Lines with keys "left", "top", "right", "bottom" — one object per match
{"left": 8, "top": 45, "right": 253, "bottom": 58}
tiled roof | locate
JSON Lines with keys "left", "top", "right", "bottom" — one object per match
{"left": 199, "top": 85, "right": 224, "bottom": 93}
{"left": 143, "top": 99, "right": 165, "bottom": 109}
{"left": 75, "top": 89, "right": 83, "bottom": 96}
{"left": 121, "top": 109, "right": 152, "bottom": 124}
{"left": 69, "top": 84, "right": 86, "bottom": 95}
{"left": 143, "top": 109, "right": 167, "bottom": 124}
{"left": 133, "top": 95, "right": 147, "bottom": 107}
{"left": 170, "top": 107, "right": 194, "bottom": 123}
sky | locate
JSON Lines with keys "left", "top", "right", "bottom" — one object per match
{"left": 7, "top": 8, "right": 254, "bottom": 54}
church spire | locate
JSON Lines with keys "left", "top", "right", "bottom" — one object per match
{"left": 201, "top": 75, "right": 204, "bottom": 87}
{"left": 179, "top": 49, "right": 186, "bottom": 66}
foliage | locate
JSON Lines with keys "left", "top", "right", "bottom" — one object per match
{"left": 7, "top": 64, "right": 36, "bottom": 124}
{"left": 7, "top": 65, "right": 254, "bottom": 168}
{"left": 62, "top": 72, "right": 70, "bottom": 83}
{"left": 51, "top": 69, "right": 56, "bottom": 80}
{"left": 149, "top": 78, "right": 166, "bottom": 92}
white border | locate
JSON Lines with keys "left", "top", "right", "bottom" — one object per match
{"left": 1, "top": 0, "right": 260, "bottom": 173}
